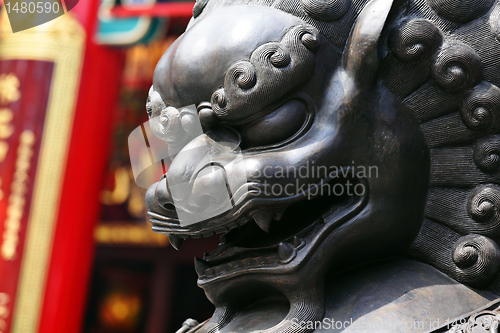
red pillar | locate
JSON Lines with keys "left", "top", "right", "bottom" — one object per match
{"left": 0, "top": 0, "right": 127, "bottom": 331}
{"left": 37, "top": 2, "right": 125, "bottom": 333}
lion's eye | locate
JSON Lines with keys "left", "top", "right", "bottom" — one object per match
{"left": 238, "top": 99, "right": 309, "bottom": 149}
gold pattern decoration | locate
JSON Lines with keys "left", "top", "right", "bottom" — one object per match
{"left": 0, "top": 74, "right": 20, "bottom": 105}
{"left": 0, "top": 107, "right": 15, "bottom": 203}
{"left": 0, "top": 9, "right": 86, "bottom": 333}
{"left": 0, "top": 109, "right": 14, "bottom": 140}
{"left": 0, "top": 293, "right": 10, "bottom": 333}
{"left": 95, "top": 223, "right": 169, "bottom": 247}
{"left": 1, "top": 130, "right": 35, "bottom": 261}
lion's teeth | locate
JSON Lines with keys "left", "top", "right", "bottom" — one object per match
{"left": 194, "top": 257, "right": 209, "bottom": 275}
{"left": 169, "top": 235, "right": 183, "bottom": 250}
{"left": 214, "top": 266, "right": 223, "bottom": 275}
{"left": 273, "top": 211, "right": 285, "bottom": 221}
{"left": 219, "top": 233, "right": 228, "bottom": 245}
{"left": 278, "top": 242, "right": 294, "bottom": 261}
{"left": 205, "top": 268, "right": 215, "bottom": 278}
{"left": 253, "top": 212, "right": 273, "bottom": 232}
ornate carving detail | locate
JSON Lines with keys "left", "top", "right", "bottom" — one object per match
{"left": 210, "top": 24, "right": 320, "bottom": 122}
{"left": 145, "top": 0, "right": 500, "bottom": 330}
{"left": 390, "top": 19, "right": 443, "bottom": 62}
{"left": 461, "top": 83, "right": 500, "bottom": 132}
{"left": 154, "top": 106, "right": 183, "bottom": 142}
{"left": 410, "top": 219, "right": 500, "bottom": 288}
{"left": 300, "top": 0, "right": 350, "bottom": 22}
{"left": 268, "top": 44, "right": 292, "bottom": 68}
{"left": 422, "top": 186, "right": 500, "bottom": 237}
{"left": 227, "top": 61, "right": 257, "bottom": 90}
{"left": 439, "top": 306, "right": 500, "bottom": 333}
{"left": 147, "top": 101, "right": 199, "bottom": 145}
{"left": 474, "top": 136, "right": 500, "bottom": 172}
{"left": 211, "top": 89, "right": 228, "bottom": 117}
{"left": 467, "top": 312, "right": 500, "bottom": 333}
{"left": 432, "top": 42, "right": 483, "bottom": 92}
{"left": 452, "top": 234, "right": 500, "bottom": 287}
{"left": 427, "top": 0, "right": 495, "bottom": 23}
{"left": 467, "top": 185, "right": 500, "bottom": 229}
{"left": 300, "top": 32, "right": 320, "bottom": 53}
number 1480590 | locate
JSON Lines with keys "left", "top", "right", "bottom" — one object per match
{"left": 5, "top": 1, "right": 60, "bottom": 14}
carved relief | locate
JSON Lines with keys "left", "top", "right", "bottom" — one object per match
{"left": 427, "top": 0, "right": 495, "bottom": 23}
{"left": 452, "top": 234, "right": 500, "bottom": 287}
{"left": 211, "top": 24, "right": 320, "bottom": 122}
{"left": 300, "top": 0, "right": 351, "bottom": 21}
{"left": 139, "top": 0, "right": 500, "bottom": 330}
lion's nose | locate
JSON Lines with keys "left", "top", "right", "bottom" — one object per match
{"left": 146, "top": 164, "right": 234, "bottom": 225}
{"left": 167, "top": 131, "right": 240, "bottom": 198}
{"left": 188, "top": 164, "right": 233, "bottom": 212}
{"left": 145, "top": 177, "right": 177, "bottom": 217}
{"left": 155, "top": 176, "right": 176, "bottom": 210}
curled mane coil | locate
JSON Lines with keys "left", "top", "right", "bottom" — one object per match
{"left": 211, "top": 89, "right": 228, "bottom": 117}
{"left": 391, "top": 19, "right": 443, "bottom": 62}
{"left": 474, "top": 136, "right": 500, "bottom": 173}
{"left": 467, "top": 185, "right": 500, "bottom": 232}
{"left": 294, "top": 26, "right": 321, "bottom": 53}
{"left": 256, "top": 43, "right": 292, "bottom": 68}
{"left": 432, "top": 42, "right": 483, "bottom": 92}
{"left": 228, "top": 61, "right": 257, "bottom": 89}
{"left": 452, "top": 234, "right": 500, "bottom": 287}
{"left": 461, "top": 82, "right": 500, "bottom": 132}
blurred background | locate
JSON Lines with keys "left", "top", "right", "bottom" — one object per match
{"left": 0, "top": 1, "right": 218, "bottom": 332}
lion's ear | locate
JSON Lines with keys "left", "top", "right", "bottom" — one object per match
{"left": 343, "top": 0, "right": 403, "bottom": 86}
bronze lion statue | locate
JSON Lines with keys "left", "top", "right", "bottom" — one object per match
{"left": 141, "top": 0, "right": 500, "bottom": 331}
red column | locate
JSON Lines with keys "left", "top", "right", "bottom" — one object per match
{"left": 36, "top": 1, "right": 125, "bottom": 333}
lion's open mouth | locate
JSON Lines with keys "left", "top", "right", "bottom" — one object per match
{"left": 147, "top": 176, "right": 361, "bottom": 283}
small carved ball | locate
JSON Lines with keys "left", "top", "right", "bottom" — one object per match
{"left": 198, "top": 107, "right": 220, "bottom": 129}
{"left": 211, "top": 89, "right": 228, "bottom": 117}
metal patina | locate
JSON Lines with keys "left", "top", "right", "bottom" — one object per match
{"left": 143, "top": 0, "right": 500, "bottom": 331}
